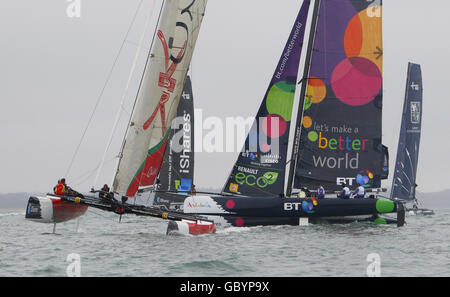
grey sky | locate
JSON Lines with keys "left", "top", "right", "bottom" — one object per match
{"left": 0, "top": 0, "right": 449, "bottom": 194}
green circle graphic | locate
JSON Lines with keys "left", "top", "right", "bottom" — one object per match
{"left": 308, "top": 131, "right": 318, "bottom": 142}
{"left": 266, "top": 81, "right": 296, "bottom": 122}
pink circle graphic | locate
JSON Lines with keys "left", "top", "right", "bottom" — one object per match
{"left": 235, "top": 217, "right": 245, "bottom": 227}
{"left": 331, "top": 57, "right": 382, "bottom": 106}
{"left": 262, "top": 114, "right": 287, "bottom": 138}
{"left": 226, "top": 200, "right": 235, "bottom": 209}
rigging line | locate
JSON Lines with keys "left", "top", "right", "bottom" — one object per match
{"left": 93, "top": 0, "right": 158, "bottom": 189}
{"left": 72, "top": 157, "right": 117, "bottom": 187}
{"left": 65, "top": 0, "right": 145, "bottom": 179}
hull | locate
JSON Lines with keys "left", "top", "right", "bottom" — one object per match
{"left": 184, "top": 196, "right": 397, "bottom": 218}
{"left": 25, "top": 195, "right": 88, "bottom": 223}
{"left": 183, "top": 196, "right": 402, "bottom": 227}
{"left": 166, "top": 219, "right": 216, "bottom": 235}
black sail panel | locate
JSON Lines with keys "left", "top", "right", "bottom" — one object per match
{"left": 294, "top": 0, "right": 384, "bottom": 192}
{"left": 390, "top": 63, "right": 423, "bottom": 200}
{"left": 158, "top": 76, "right": 195, "bottom": 193}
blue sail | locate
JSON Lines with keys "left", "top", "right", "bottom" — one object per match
{"left": 390, "top": 63, "right": 423, "bottom": 201}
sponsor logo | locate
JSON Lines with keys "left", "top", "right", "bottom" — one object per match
{"left": 284, "top": 198, "right": 318, "bottom": 213}
{"left": 229, "top": 183, "right": 239, "bottom": 193}
{"left": 237, "top": 166, "right": 258, "bottom": 175}
{"left": 174, "top": 178, "right": 193, "bottom": 192}
{"left": 234, "top": 172, "right": 279, "bottom": 189}
{"left": 302, "top": 198, "right": 318, "bottom": 214}
{"left": 410, "top": 102, "right": 421, "bottom": 124}
{"left": 186, "top": 202, "right": 211, "bottom": 209}
{"left": 338, "top": 170, "right": 374, "bottom": 188}
{"left": 356, "top": 170, "right": 374, "bottom": 188}
{"left": 241, "top": 151, "right": 259, "bottom": 161}
{"left": 284, "top": 202, "right": 302, "bottom": 211}
{"left": 260, "top": 154, "right": 281, "bottom": 164}
{"left": 156, "top": 198, "right": 171, "bottom": 204}
{"left": 142, "top": 1, "right": 196, "bottom": 133}
{"left": 337, "top": 177, "right": 356, "bottom": 186}
{"left": 410, "top": 82, "right": 420, "bottom": 91}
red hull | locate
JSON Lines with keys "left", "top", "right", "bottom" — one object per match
{"left": 51, "top": 198, "right": 88, "bottom": 223}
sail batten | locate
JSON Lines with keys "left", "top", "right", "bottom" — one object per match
{"left": 113, "top": 0, "right": 207, "bottom": 197}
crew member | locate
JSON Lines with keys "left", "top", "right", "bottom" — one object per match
{"left": 317, "top": 185, "right": 325, "bottom": 199}
{"left": 190, "top": 184, "right": 197, "bottom": 195}
{"left": 53, "top": 179, "right": 60, "bottom": 194}
{"left": 99, "top": 184, "right": 114, "bottom": 201}
{"left": 55, "top": 178, "right": 66, "bottom": 195}
{"left": 352, "top": 185, "right": 366, "bottom": 199}
{"left": 302, "top": 187, "right": 312, "bottom": 197}
{"left": 338, "top": 183, "right": 351, "bottom": 199}
{"left": 297, "top": 190, "right": 306, "bottom": 198}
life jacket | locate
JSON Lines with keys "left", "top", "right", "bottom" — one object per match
{"left": 55, "top": 182, "right": 66, "bottom": 195}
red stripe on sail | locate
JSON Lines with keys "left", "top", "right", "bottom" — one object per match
{"left": 125, "top": 139, "right": 169, "bottom": 197}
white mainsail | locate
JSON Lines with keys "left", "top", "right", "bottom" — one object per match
{"left": 113, "top": 0, "right": 207, "bottom": 197}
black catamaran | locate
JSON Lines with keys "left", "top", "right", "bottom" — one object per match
{"left": 183, "top": 0, "right": 405, "bottom": 227}
{"left": 390, "top": 63, "right": 433, "bottom": 216}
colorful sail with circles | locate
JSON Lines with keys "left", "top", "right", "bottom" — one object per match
{"left": 113, "top": 0, "right": 208, "bottom": 197}
{"left": 294, "top": 0, "right": 384, "bottom": 192}
{"left": 222, "top": 0, "right": 311, "bottom": 196}
{"left": 390, "top": 63, "right": 423, "bottom": 201}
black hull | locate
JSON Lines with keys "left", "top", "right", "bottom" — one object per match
{"left": 183, "top": 196, "right": 404, "bottom": 227}
{"left": 184, "top": 196, "right": 398, "bottom": 217}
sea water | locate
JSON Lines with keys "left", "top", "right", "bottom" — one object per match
{"left": 0, "top": 207, "right": 449, "bottom": 277}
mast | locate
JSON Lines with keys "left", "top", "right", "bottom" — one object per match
{"left": 286, "top": 0, "right": 321, "bottom": 197}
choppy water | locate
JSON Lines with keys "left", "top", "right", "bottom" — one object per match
{"left": 0, "top": 207, "right": 449, "bottom": 277}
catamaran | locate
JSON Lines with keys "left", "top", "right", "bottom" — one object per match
{"left": 390, "top": 63, "right": 434, "bottom": 216}
{"left": 26, "top": 0, "right": 408, "bottom": 235}
{"left": 25, "top": 0, "right": 215, "bottom": 235}
{"left": 182, "top": 0, "right": 405, "bottom": 227}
